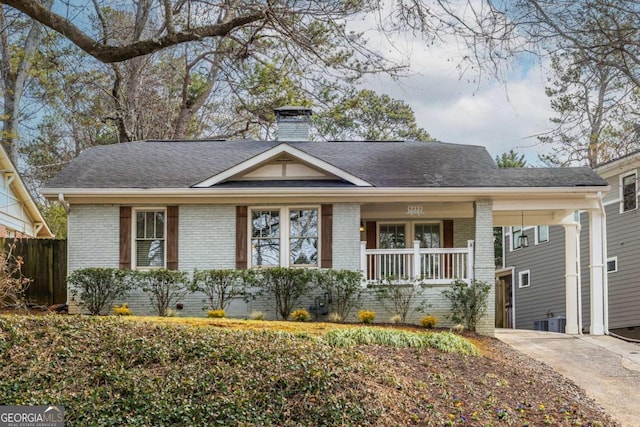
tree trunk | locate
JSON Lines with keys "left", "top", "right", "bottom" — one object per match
{"left": 0, "top": 1, "right": 52, "bottom": 164}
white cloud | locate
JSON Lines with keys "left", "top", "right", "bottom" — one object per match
{"left": 357, "top": 21, "right": 555, "bottom": 165}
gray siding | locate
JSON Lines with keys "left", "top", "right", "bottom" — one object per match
{"left": 602, "top": 203, "right": 640, "bottom": 329}
{"left": 603, "top": 174, "right": 620, "bottom": 205}
{"left": 506, "top": 226, "right": 567, "bottom": 330}
{"left": 507, "top": 165, "right": 640, "bottom": 332}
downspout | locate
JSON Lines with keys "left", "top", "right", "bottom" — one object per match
{"left": 597, "top": 192, "right": 609, "bottom": 334}
{"left": 58, "top": 193, "right": 70, "bottom": 213}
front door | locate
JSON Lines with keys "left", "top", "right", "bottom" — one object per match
{"left": 495, "top": 274, "right": 513, "bottom": 328}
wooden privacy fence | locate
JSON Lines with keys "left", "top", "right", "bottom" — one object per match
{"left": 1, "top": 238, "right": 67, "bottom": 306}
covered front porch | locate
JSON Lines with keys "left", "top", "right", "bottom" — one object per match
{"left": 360, "top": 240, "right": 474, "bottom": 284}
{"left": 357, "top": 189, "right": 609, "bottom": 336}
{"left": 358, "top": 201, "right": 480, "bottom": 285}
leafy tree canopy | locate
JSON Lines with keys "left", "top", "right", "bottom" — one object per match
{"left": 495, "top": 149, "right": 526, "bottom": 168}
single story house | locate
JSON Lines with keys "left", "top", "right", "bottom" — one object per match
{"left": 501, "top": 150, "right": 640, "bottom": 338}
{"left": 43, "top": 107, "right": 609, "bottom": 336}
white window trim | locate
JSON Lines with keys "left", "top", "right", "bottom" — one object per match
{"left": 619, "top": 170, "right": 637, "bottom": 214}
{"left": 511, "top": 226, "right": 522, "bottom": 251}
{"left": 606, "top": 257, "right": 618, "bottom": 273}
{"left": 248, "top": 205, "right": 320, "bottom": 268}
{"left": 535, "top": 225, "right": 549, "bottom": 245}
{"left": 518, "top": 269, "right": 530, "bottom": 288}
{"left": 132, "top": 207, "right": 167, "bottom": 270}
{"left": 376, "top": 220, "right": 443, "bottom": 249}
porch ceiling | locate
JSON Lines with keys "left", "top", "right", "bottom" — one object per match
{"left": 492, "top": 196, "right": 602, "bottom": 226}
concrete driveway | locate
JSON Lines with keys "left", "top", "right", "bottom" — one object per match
{"left": 496, "top": 329, "right": 640, "bottom": 426}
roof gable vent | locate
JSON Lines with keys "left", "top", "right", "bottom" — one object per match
{"left": 274, "top": 106, "right": 312, "bottom": 141}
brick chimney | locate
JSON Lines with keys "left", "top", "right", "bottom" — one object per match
{"left": 274, "top": 106, "right": 312, "bottom": 141}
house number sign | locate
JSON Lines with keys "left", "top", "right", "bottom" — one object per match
{"left": 406, "top": 205, "right": 424, "bottom": 216}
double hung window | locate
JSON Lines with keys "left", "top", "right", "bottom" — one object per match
{"left": 250, "top": 207, "right": 319, "bottom": 267}
{"left": 621, "top": 172, "right": 637, "bottom": 213}
{"left": 135, "top": 209, "right": 165, "bottom": 268}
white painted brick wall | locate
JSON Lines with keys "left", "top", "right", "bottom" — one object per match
{"left": 68, "top": 205, "right": 120, "bottom": 272}
{"left": 66, "top": 202, "right": 490, "bottom": 330}
{"left": 473, "top": 200, "right": 495, "bottom": 336}
{"left": 178, "top": 205, "right": 236, "bottom": 271}
{"left": 332, "top": 203, "right": 361, "bottom": 270}
{"left": 67, "top": 205, "right": 120, "bottom": 313}
{"left": 174, "top": 205, "right": 238, "bottom": 317}
{"left": 454, "top": 218, "right": 475, "bottom": 247}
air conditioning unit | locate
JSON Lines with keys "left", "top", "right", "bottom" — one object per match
{"left": 533, "top": 320, "right": 549, "bottom": 331}
{"left": 548, "top": 316, "right": 566, "bottom": 333}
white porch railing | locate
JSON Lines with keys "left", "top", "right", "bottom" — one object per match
{"left": 360, "top": 240, "right": 474, "bottom": 284}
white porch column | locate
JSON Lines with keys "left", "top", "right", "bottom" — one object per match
{"left": 563, "top": 222, "right": 580, "bottom": 334}
{"left": 360, "top": 241, "right": 367, "bottom": 280}
{"left": 467, "top": 240, "right": 475, "bottom": 282}
{"left": 589, "top": 209, "right": 606, "bottom": 335}
{"left": 412, "top": 240, "right": 421, "bottom": 280}
{"left": 474, "top": 200, "right": 495, "bottom": 336}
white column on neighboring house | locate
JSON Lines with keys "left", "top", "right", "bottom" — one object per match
{"left": 563, "top": 221, "right": 580, "bottom": 334}
{"left": 474, "top": 200, "right": 495, "bottom": 336}
{"left": 589, "top": 209, "right": 606, "bottom": 335}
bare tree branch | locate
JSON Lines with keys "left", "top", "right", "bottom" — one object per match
{"left": 0, "top": 0, "right": 267, "bottom": 63}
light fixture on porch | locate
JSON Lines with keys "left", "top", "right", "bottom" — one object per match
{"left": 519, "top": 211, "right": 529, "bottom": 248}
{"left": 359, "top": 221, "right": 365, "bottom": 232}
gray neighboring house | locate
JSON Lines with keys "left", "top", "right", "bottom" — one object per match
{"left": 502, "top": 151, "right": 640, "bottom": 338}
{"left": 42, "top": 107, "right": 610, "bottom": 336}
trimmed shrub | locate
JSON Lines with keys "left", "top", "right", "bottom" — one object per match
{"left": 419, "top": 315, "right": 438, "bottom": 329}
{"left": 191, "top": 269, "right": 250, "bottom": 311}
{"left": 313, "top": 269, "right": 363, "bottom": 320}
{"left": 207, "top": 309, "right": 226, "bottom": 318}
{"left": 441, "top": 279, "right": 491, "bottom": 332}
{"left": 358, "top": 310, "right": 376, "bottom": 324}
{"left": 113, "top": 303, "right": 132, "bottom": 316}
{"left": 371, "top": 281, "right": 425, "bottom": 323}
{"left": 254, "top": 267, "right": 311, "bottom": 320}
{"left": 290, "top": 309, "right": 311, "bottom": 322}
{"left": 68, "top": 268, "right": 132, "bottom": 315}
{"left": 134, "top": 269, "right": 189, "bottom": 317}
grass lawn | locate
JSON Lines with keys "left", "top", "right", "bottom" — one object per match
{"left": 0, "top": 314, "right": 619, "bottom": 426}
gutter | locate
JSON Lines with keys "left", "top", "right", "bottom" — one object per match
{"left": 58, "top": 193, "right": 70, "bottom": 213}
{"left": 42, "top": 185, "right": 611, "bottom": 200}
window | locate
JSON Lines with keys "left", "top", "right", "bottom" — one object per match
{"left": 135, "top": 209, "right": 165, "bottom": 268}
{"left": 621, "top": 172, "right": 637, "bottom": 212}
{"left": 518, "top": 270, "right": 530, "bottom": 288}
{"left": 607, "top": 257, "right": 618, "bottom": 273}
{"left": 536, "top": 226, "right": 549, "bottom": 244}
{"left": 251, "top": 209, "right": 281, "bottom": 267}
{"left": 511, "top": 226, "right": 522, "bottom": 250}
{"left": 289, "top": 209, "right": 319, "bottom": 266}
{"left": 250, "top": 207, "right": 318, "bottom": 267}
{"left": 379, "top": 223, "right": 406, "bottom": 248}
{"left": 415, "top": 223, "right": 441, "bottom": 248}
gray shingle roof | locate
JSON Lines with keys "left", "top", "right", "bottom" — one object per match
{"left": 45, "top": 139, "right": 607, "bottom": 189}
